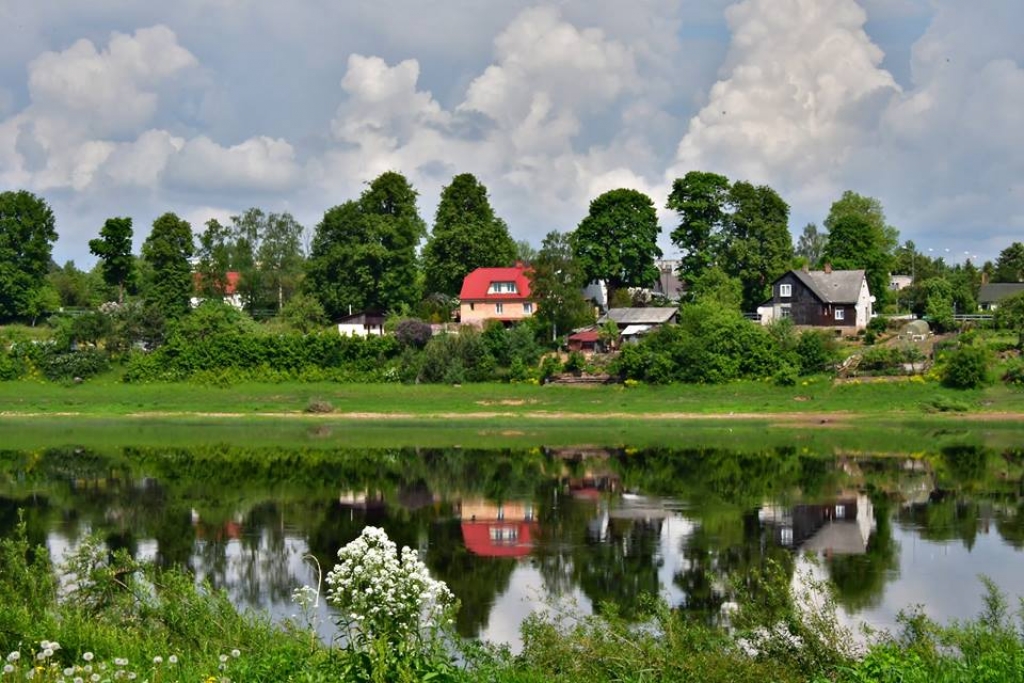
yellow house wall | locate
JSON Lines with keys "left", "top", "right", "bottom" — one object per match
{"left": 460, "top": 300, "right": 534, "bottom": 324}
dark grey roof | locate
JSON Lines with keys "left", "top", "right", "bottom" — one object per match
{"left": 978, "top": 283, "right": 1024, "bottom": 304}
{"left": 790, "top": 269, "right": 867, "bottom": 304}
{"left": 598, "top": 307, "right": 678, "bottom": 325}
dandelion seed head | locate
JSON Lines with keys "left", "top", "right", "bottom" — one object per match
{"left": 81, "top": 653, "right": 93, "bottom": 663}
{"left": 167, "top": 655, "right": 178, "bottom": 665}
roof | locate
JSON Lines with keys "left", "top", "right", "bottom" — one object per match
{"left": 459, "top": 264, "right": 532, "bottom": 301}
{"left": 598, "top": 307, "right": 678, "bottom": 325}
{"left": 788, "top": 269, "right": 867, "bottom": 304}
{"left": 568, "top": 328, "right": 600, "bottom": 343}
{"left": 978, "top": 283, "right": 1024, "bottom": 304}
{"left": 800, "top": 521, "right": 869, "bottom": 555}
{"left": 192, "top": 271, "right": 241, "bottom": 295}
{"left": 621, "top": 324, "right": 653, "bottom": 336}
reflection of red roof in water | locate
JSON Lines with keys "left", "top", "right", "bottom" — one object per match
{"left": 461, "top": 521, "right": 536, "bottom": 557}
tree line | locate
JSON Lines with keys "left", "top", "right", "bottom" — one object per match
{"left": 3, "top": 171, "right": 1024, "bottom": 337}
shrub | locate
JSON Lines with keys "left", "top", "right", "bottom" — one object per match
{"left": 563, "top": 351, "right": 586, "bottom": 376}
{"left": 772, "top": 363, "right": 798, "bottom": 387}
{"left": 539, "top": 355, "right": 562, "bottom": 383}
{"left": 866, "top": 316, "right": 889, "bottom": 335}
{"left": 796, "top": 330, "right": 838, "bottom": 375}
{"left": 395, "top": 318, "right": 433, "bottom": 349}
{"left": 859, "top": 346, "right": 903, "bottom": 373}
{"left": 941, "top": 345, "right": 990, "bottom": 389}
{"left": 304, "top": 399, "right": 334, "bottom": 414}
{"left": 1002, "top": 360, "right": 1024, "bottom": 386}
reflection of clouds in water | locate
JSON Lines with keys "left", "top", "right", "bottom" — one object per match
{"left": 479, "top": 565, "right": 593, "bottom": 653}
{"left": 794, "top": 525, "right": 1024, "bottom": 639}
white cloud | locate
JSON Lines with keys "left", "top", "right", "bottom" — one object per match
{"left": 27, "top": 25, "right": 197, "bottom": 138}
{"left": 670, "top": 0, "right": 900, "bottom": 205}
{"left": 164, "top": 135, "right": 302, "bottom": 193}
{"left": 101, "top": 129, "right": 185, "bottom": 188}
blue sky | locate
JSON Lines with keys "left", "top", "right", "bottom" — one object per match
{"left": 0, "top": 0, "right": 1020, "bottom": 267}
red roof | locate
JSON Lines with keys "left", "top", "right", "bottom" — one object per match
{"left": 459, "top": 265, "right": 532, "bottom": 301}
{"left": 193, "top": 271, "right": 241, "bottom": 295}
{"left": 568, "top": 329, "right": 600, "bottom": 343}
{"left": 461, "top": 521, "right": 536, "bottom": 558}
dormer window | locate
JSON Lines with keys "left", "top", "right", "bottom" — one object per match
{"left": 780, "top": 284, "right": 792, "bottom": 298}
{"left": 488, "top": 281, "right": 518, "bottom": 294}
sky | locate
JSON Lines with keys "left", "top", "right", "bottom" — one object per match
{"left": 0, "top": 0, "right": 1021, "bottom": 268}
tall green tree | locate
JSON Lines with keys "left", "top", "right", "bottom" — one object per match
{"left": 993, "top": 242, "right": 1024, "bottom": 283}
{"left": 668, "top": 173, "right": 793, "bottom": 310}
{"left": 194, "top": 218, "right": 234, "bottom": 299}
{"left": 141, "top": 212, "right": 195, "bottom": 319}
{"left": 88, "top": 217, "right": 135, "bottom": 303}
{"left": 528, "top": 231, "right": 595, "bottom": 340}
{"left": 306, "top": 171, "right": 426, "bottom": 318}
{"left": 230, "top": 209, "right": 305, "bottom": 313}
{"left": 571, "top": 188, "right": 661, "bottom": 305}
{"left": 667, "top": 171, "right": 730, "bottom": 284}
{"left": 48, "top": 261, "right": 101, "bottom": 308}
{"left": 422, "top": 173, "right": 516, "bottom": 296}
{"left": 0, "top": 190, "right": 58, "bottom": 321}
{"left": 795, "top": 222, "right": 827, "bottom": 265}
{"left": 720, "top": 182, "right": 793, "bottom": 311}
{"left": 821, "top": 191, "right": 899, "bottom": 308}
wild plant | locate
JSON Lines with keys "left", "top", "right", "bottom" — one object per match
{"left": 322, "top": 526, "right": 458, "bottom": 682}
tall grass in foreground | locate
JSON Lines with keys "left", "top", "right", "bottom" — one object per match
{"left": 2, "top": 520, "right": 1022, "bottom": 683}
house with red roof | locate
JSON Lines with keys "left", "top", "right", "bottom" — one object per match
{"left": 191, "top": 271, "right": 244, "bottom": 310}
{"left": 459, "top": 263, "right": 535, "bottom": 326}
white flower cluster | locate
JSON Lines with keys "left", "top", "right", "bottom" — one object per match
{"left": 324, "top": 526, "right": 453, "bottom": 648}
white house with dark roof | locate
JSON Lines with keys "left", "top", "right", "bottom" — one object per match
{"left": 757, "top": 266, "right": 874, "bottom": 330}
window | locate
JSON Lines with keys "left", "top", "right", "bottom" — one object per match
{"left": 523, "top": 302, "right": 533, "bottom": 314}
{"left": 780, "top": 306, "right": 792, "bottom": 319}
{"left": 834, "top": 309, "right": 845, "bottom": 321}
{"left": 779, "top": 284, "right": 792, "bottom": 298}
{"left": 495, "top": 302, "right": 504, "bottom": 314}
{"left": 488, "top": 281, "right": 518, "bottom": 294}
{"left": 469, "top": 302, "right": 475, "bottom": 311}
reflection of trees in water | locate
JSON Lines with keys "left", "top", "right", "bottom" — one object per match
{"left": 424, "top": 518, "right": 516, "bottom": 638}
{"left": 827, "top": 493, "right": 899, "bottom": 611}
{"left": 2, "top": 442, "right": 1024, "bottom": 638}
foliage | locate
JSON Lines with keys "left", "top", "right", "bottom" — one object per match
{"left": 688, "top": 265, "right": 743, "bottom": 309}
{"left": 193, "top": 218, "right": 234, "bottom": 300}
{"left": 668, "top": 172, "right": 793, "bottom": 311}
{"left": 88, "top": 217, "right": 135, "bottom": 303}
{"left": 47, "top": 261, "right": 104, "bottom": 309}
{"left": 796, "top": 330, "right": 839, "bottom": 375}
{"left": 923, "top": 277, "right": 956, "bottom": 332}
{"left": 279, "top": 292, "right": 328, "bottom": 333}
{"left": 614, "top": 303, "right": 779, "bottom": 384}
{"left": 230, "top": 208, "right": 306, "bottom": 313}
{"left": 667, "top": 170, "right": 731, "bottom": 284}
{"left": 141, "top": 212, "right": 195, "bottom": 320}
{"left": 306, "top": 172, "right": 426, "bottom": 319}
{"left": 1001, "top": 359, "right": 1024, "bottom": 386}
{"left": 571, "top": 188, "right": 662, "bottom": 304}
{"left": 418, "top": 327, "right": 493, "bottom": 384}
{"left": 821, "top": 191, "right": 898, "bottom": 309}
{"left": 993, "top": 241, "right": 1024, "bottom": 283}
{"left": 395, "top": 318, "right": 433, "bottom": 349}
{"left": 941, "top": 344, "right": 990, "bottom": 389}
{"left": 796, "top": 222, "right": 827, "bottom": 265}
{"left": 529, "top": 231, "right": 595, "bottom": 341}
{"left": 563, "top": 351, "right": 586, "bottom": 375}
{"left": 859, "top": 346, "right": 904, "bottom": 374}
{"left": 994, "top": 292, "right": 1024, "bottom": 348}
{"left": 422, "top": 173, "right": 516, "bottom": 296}
{"left": 0, "top": 190, "right": 58, "bottom": 322}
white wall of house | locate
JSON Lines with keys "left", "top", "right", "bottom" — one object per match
{"left": 337, "top": 322, "right": 384, "bottom": 337}
{"left": 856, "top": 278, "right": 874, "bottom": 329}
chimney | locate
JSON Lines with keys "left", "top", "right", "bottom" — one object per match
{"left": 824, "top": 262, "right": 832, "bottom": 274}
{"left": 982, "top": 271, "right": 990, "bottom": 286}
{"left": 802, "top": 263, "right": 810, "bottom": 273}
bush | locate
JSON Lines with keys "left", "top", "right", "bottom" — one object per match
{"left": 772, "top": 363, "right": 798, "bottom": 387}
{"left": 1002, "top": 360, "right": 1024, "bottom": 386}
{"left": 539, "top": 355, "right": 562, "bottom": 383}
{"left": 859, "top": 346, "right": 903, "bottom": 373}
{"left": 563, "top": 351, "right": 586, "bottom": 376}
{"left": 395, "top": 318, "right": 433, "bottom": 349}
{"left": 941, "top": 345, "right": 990, "bottom": 389}
{"left": 796, "top": 330, "right": 838, "bottom": 375}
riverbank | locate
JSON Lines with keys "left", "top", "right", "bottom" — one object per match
{"left": 2, "top": 376, "right": 1024, "bottom": 418}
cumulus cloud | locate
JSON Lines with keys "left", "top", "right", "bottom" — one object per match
{"left": 27, "top": 25, "right": 197, "bottom": 138}
{"left": 164, "top": 135, "right": 302, "bottom": 193}
{"left": 670, "top": 0, "right": 900, "bottom": 205}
